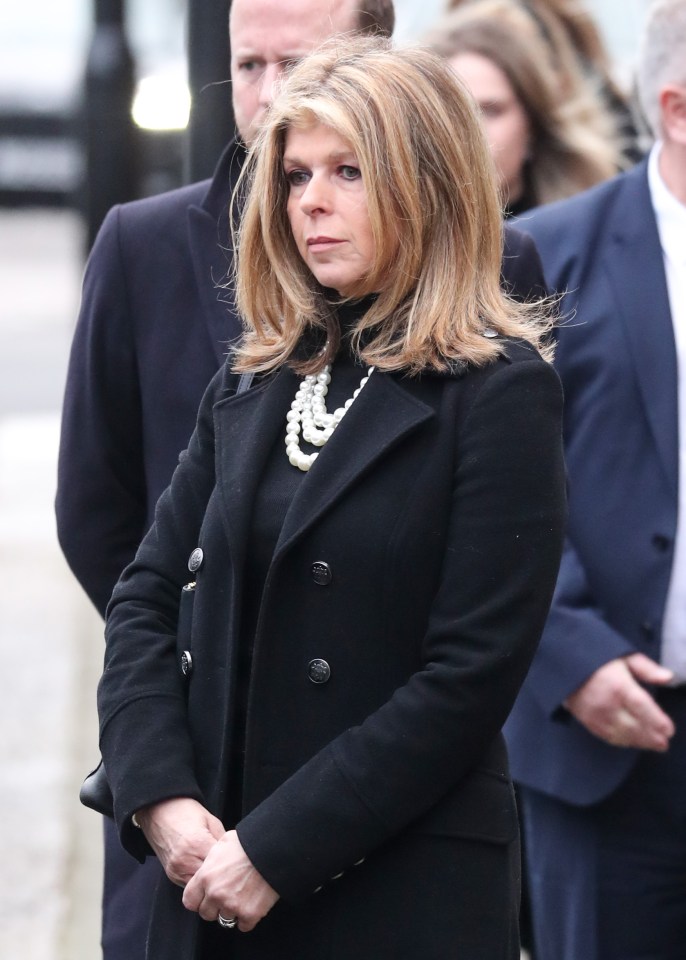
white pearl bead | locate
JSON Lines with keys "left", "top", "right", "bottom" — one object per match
{"left": 284, "top": 362, "right": 373, "bottom": 472}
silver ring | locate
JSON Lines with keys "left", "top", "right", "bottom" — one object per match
{"left": 217, "top": 914, "right": 237, "bottom": 929}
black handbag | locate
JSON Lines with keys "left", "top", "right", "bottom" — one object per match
{"left": 80, "top": 758, "right": 114, "bottom": 817}
{"left": 79, "top": 371, "right": 254, "bottom": 818}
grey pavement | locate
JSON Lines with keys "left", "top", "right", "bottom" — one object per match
{"left": 0, "top": 209, "right": 103, "bottom": 960}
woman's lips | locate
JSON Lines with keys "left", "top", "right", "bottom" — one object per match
{"left": 306, "top": 237, "right": 343, "bottom": 251}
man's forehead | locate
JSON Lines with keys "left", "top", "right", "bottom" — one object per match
{"left": 230, "top": 0, "right": 357, "bottom": 52}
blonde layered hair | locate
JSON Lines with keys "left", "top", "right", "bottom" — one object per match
{"left": 427, "top": 1, "right": 622, "bottom": 206}
{"left": 233, "top": 37, "right": 552, "bottom": 375}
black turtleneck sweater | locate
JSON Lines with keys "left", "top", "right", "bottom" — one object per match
{"left": 227, "top": 299, "right": 374, "bottom": 821}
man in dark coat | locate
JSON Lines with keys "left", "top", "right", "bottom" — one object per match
{"left": 508, "top": 2, "right": 686, "bottom": 957}
{"left": 56, "top": 1, "right": 546, "bottom": 956}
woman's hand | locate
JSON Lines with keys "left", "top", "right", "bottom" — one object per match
{"left": 182, "top": 829, "right": 280, "bottom": 932}
{"left": 133, "top": 797, "right": 226, "bottom": 887}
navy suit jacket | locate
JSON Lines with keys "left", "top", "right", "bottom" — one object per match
{"left": 507, "top": 160, "right": 677, "bottom": 806}
{"left": 56, "top": 141, "right": 547, "bottom": 621}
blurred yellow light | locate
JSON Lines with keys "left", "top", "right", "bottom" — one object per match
{"left": 132, "top": 75, "right": 190, "bottom": 131}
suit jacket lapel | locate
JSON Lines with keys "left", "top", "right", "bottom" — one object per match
{"left": 187, "top": 141, "right": 246, "bottom": 366}
{"left": 605, "top": 164, "right": 678, "bottom": 496}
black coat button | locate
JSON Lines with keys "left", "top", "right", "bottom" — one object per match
{"left": 640, "top": 621, "right": 655, "bottom": 641}
{"left": 180, "top": 650, "right": 193, "bottom": 676}
{"left": 188, "top": 548, "right": 204, "bottom": 573}
{"left": 308, "top": 659, "right": 331, "bottom": 684}
{"left": 652, "top": 534, "right": 671, "bottom": 552}
{"left": 311, "top": 561, "right": 332, "bottom": 586}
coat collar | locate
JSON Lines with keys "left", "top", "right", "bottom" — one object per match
{"left": 213, "top": 366, "right": 435, "bottom": 568}
{"left": 187, "top": 140, "right": 247, "bottom": 365}
{"left": 604, "top": 161, "right": 678, "bottom": 496}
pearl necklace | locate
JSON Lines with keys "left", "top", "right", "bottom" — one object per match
{"left": 285, "top": 363, "right": 374, "bottom": 471}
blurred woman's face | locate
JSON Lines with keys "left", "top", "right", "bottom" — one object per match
{"left": 284, "top": 124, "right": 376, "bottom": 296}
{"left": 449, "top": 52, "right": 531, "bottom": 205}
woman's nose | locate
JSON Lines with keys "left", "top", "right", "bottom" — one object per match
{"left": 300, "top": 175, "right": 330, "bottom": 215}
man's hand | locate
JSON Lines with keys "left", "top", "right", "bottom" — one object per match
{"left": 564, "top": 652, "right": 676, "bottom": 751}
{"left": 134, "top": 797, "right": 226, "bottom": 887}
{"left": 182, "top": 830, "right": 279, "bottom": 932}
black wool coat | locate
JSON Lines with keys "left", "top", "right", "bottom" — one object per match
{"left": 99, "top": 339, "right": 565, "bottom": 960}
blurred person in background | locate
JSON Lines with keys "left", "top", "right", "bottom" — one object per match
{"left": 425, "top": 0, "right": 623, "bottom": 215}
{"left": 444, "top": 0, "right": 642, "bottom": 161}
{"left": 97, "top": 36, "right": 566, "bottom": 960}
{"left": 505, "top": 1, "right": 686, "bottom": 957}
{"left": 519, "top": 0, "right": 644, "bottom": 154}
{"left": 56, "top": 0, "right": 548, "bottom": 957}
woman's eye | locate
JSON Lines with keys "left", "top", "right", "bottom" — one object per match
{"left": 339, "top": 165, "right": 361, "bottom": 181}
{"left": 480, "top": 102, "right": 506, "bottom": 120}
{"left": 286, "top": 169, "right": 309, "bottom": 186}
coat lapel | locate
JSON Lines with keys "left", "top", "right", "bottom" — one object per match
{"left": 187, "top": 141, "right": 246, "bottom": 366}
{"left": 212, "top": 368, "right": 435, "bottom": 569}
{"left": 603, "top": 163, "right": 678, "bottom": 496}
{"left": 275, "top": 372, "right": 434, "bottom": 559}
{"left": 213, "top": 367, "right": 299, "bottom": 570}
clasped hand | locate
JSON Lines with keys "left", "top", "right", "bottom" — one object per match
{"left": 134, "top": 797, "right": 279, "bottom": 932}
{"left": 564, "top": 652, "right": 676, "bottom": 751}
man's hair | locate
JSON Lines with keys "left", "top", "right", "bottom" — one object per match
{"left": 355, "top": 0, "right": 395, "bottom": 37}
{"left": 637, "top": 0, "right": 686, "bottom": 137}
{"left": 232, "top": 36, "right": 552, "bottom": 376}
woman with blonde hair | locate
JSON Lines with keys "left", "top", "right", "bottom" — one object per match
{"left": 427, "top": 0, "right": 625, "bottom": 213}
{"left": 446, "top": 0, "right": 642, "bottom": 155}
{"left": 97, "top": 36, "right": 565, "bottom": 959}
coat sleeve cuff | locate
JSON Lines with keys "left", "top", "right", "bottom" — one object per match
{"left": 235, "top": 750, "right": 385, "bottom": 902}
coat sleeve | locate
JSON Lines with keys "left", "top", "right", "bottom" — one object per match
{"left": 97, "top": 368, "right": 230, "bottom": 858}
{"left": 56, "top": 205, "right": 147, "bottom": 618}
{"left": 236, "top": 358, "right": 566, "bottom": 901}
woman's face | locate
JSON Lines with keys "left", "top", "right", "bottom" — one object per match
{"left": 284, "top": 123, "right": 376, "bottom": 296}
{"left": 449, "top": 52, "right": 531, "bottom": 205}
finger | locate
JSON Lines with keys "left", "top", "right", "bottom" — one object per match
{"left": 206, "top": 816, "right": 227, "bottom": 842}
{"left": 625, "top": 652, "right": 674, "bottom": 686}
{"left": 610, "top": 705, "right": 673, "bottom": 751}
{"left": 182, "top": 871, "right": 204, "bottom": 912}
{"left": 623, "top": 684, "right": 675, "bottom": 738}
{"left": 197, "top": 895, "right": 221, "bottom": 922}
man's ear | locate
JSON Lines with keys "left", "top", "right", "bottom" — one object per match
{"left": 659, "top": 84, "right": 686, "bottom": 145}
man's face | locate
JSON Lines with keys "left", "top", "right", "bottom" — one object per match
{"left": 230, "top": 0, "right": 358, "bottom": 144}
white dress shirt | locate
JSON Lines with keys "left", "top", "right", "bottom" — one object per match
{"left": 649, "top": 143, "right": 686, "bottom": 681}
